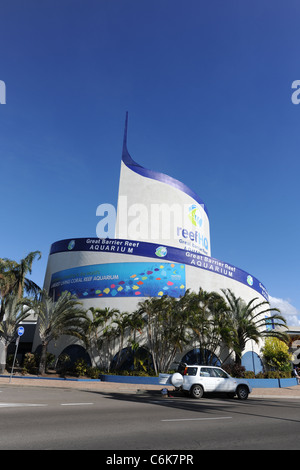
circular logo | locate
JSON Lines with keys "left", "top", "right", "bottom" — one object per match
{"left": 155, "top": 246, "right": 167, "bottom": 257}
{"left": 68, "top": 240, "right": 75, "bottom": 250}
{"left": 188, "top": 204, "right": 203, "bottom": 228}
{"left": 247, "top": 275, "right": 253, "bottom": 286}
{"left": 17, "top": 326, "right": 24, "bottom": 336}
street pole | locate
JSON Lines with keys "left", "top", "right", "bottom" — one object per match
{"left": 9, "top": 326, "right": 24, "bottom": 383}
{"left": 9, "top": 336, "right": 20, "bottom": 383}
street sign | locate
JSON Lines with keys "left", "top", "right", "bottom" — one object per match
{"left": 17, "top": 326, "right": 24, "bottom": 336}
{"left": 10, "top": 327, "right": 25, "bottom": 382}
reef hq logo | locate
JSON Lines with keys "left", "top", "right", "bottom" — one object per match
{"left": 176, "top": 203, "right": 209, "bottom": 254}
{"left": 188, "top": 204, "right": 203, "bottom": 229}
{"left": 68, "top": 240, "right": 76, "bottom": 250}
{"left": 155, "top": 246, "right": 168, "bottom": 257}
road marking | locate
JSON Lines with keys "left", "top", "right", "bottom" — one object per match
{"left": 60, "top": 402, "right": 94, "bottom": 406}
{"left": 0, "top": 403, "right": 47, "bottom": 408}
{"left": 0, "top": 402, "right": 94, "bottom": 408}
{"left": 161, "top": 416, "right": 232, "bottom": 422}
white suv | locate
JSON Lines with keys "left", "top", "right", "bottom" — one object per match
{"left": 159, "top": 365, "right": 252, "bottom": 400}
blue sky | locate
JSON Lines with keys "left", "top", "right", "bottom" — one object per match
{"left": 1, "top": 0, "right": 300, "bottom": 325}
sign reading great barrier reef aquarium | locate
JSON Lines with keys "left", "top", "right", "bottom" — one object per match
{"left": 49, "top": 238, "right": 269, "bottom": 301}
{"left": 49, "top": 262, "right": 186, "bottom": 301}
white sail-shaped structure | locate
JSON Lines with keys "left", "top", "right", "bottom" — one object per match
{"left": 115, "top": 113, "right": 211, "bottom": 256}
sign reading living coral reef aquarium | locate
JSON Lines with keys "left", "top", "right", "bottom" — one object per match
{"left": 50, "top": 238, "right": 269, "bottom": 301}
{"left": 49, "top": 262, "right": 186, "bottom": 301}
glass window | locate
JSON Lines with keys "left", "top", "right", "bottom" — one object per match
{"left": 213, "top": 368, "right": 229, "bottom": 378}
{"left": 200, "top": 367, "right": 214, "bottom": 377}
{"left": 185, "top": 367, "right": 198, "bottom": 376}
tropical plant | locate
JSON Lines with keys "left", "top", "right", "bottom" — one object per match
{"left": 126, "top": 310, "right": 145, "bottom": 344}
{"left": 22, "top": 352, "right": 37, "bottom": 374}
{"left": 0, "top": 251, "right": 41, "bottom": 322}
{"left": 0, "top": 259, "right": 16, "bottom": 299}
{"left": 137, "top": 293, "right": 190, "bottom": 374}
{"left": 0, "top": 292, "right": 32, "bottom": 371}
{"left": 84, "top": 307, "right": 120, "bottom": 369}
{"left": 10, "top": 251, "right": 42, "bottom": 299}
{"left": 186, "top": 288, "right": 234, "bottom": 365}
{"left": 26, "top": 290, "right": 87, "bottom": 374}
{"left": 0, "top": 259, "right": 17, "bottom": 322}
{"left": 112, "top": 312, "right": 132, "bottom": 369}
{"left": 101, "top": 324, "right": 119, "bottom": 372}
{"left": 261, "top": 337, "right": 292, "bottom": 371}
{"left": 221, "top": 289, "right": 288, "bottom": 365}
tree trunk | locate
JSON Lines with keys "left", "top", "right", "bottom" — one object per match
{"left": 0, "top": 343, "right": 8, "bottom": 373}
{"left": 39, "top": 343, "right": 48, "bottom": 375}
{"left": 235, "top": 353, "right": 242, "bottom": 366}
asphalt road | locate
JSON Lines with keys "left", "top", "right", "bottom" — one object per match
{"left": 0, "top": 385, "right": 299, "bottom": 451}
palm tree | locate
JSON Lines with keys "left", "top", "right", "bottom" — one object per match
{"left": 0, "top": 259, "right": 17, "bottom": 322}
{"left": 221, "top": 288, "right": 288, "bottom": 365}
{"left": 112, "top": 312, "right": 131, "bottom": 369}
{"left": 0, "top": 293, "right": 32, "bottom": 371}
{"left": 101, "top": 324, "right": 119, "bottom": 372}
{"left": 137, "top": 294, "right": 190, "bottom": 374}
{"left": 84, "top": 307, "right": 119, "bottom": 367}
{"left": 136, "top": 297, "right": 163, "bottom": 375}
{"left": 27, "top": 290, "right": 87, "bottom": 375}
{"left": 0, "top": 259, "right": 16, "bottom": 298}
{"left": 10, "top": 251, "right": 42, "bottom": 299}
{"left": 126, "top": 310, "right": 146, "bottom": 370}
{"left": 83, "top": 307, "right": 103, "bottom": 367}
{"left": 0, "top": 251, "right": 41, "bottom": 322}
{"left": 127, "top": 310, "right": 145, "bottom": 344}
{"left": 187, "top": 288, "right": 233, "bottom": 365}
{"left": 160, "top": 293, "right": 192, "bottom": 371}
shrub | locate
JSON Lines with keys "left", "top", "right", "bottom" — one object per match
{"left": 6, "top": 354, "right": 18, "bottom": 371}
{"left": 55, "top": 353, "right": 71, "bottom": 376}
{"left": 222, "top": 363, "right": 246, "bottom": 378}
{"left": 264, "top": 370, "right": 292, "bottom": 379}
{"left": 244, "top": 370, "right": 255, "bottom": 379}
{"left": 261, "top": 338, "right": 292, "bottom": 371}
{"left": 86, "top": 367, "right": 100, "bottom": 379}
{"left": 22, "top": 353, "right": 37, "bottom": 374}
{"left": 255, "top": 372, "right": 265, "bottom": 379}
{"left": 46, "top": 353, "right": 56, "bottom": 370}
{"left": 73, "top": 358, "right": 88, "bottom": 377}
{"left": 33, "top": 352, "right": 56, "bottom": 374}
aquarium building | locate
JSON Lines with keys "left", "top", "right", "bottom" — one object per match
{"left": 32, "top": 115, "right": 269, "bottom": 372}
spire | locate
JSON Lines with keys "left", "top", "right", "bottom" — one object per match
{"left": 123, "top": 111, "right": 128, "bottom": 150}
{"left": 122, "top": 111, "right": 141, "bottom": 167}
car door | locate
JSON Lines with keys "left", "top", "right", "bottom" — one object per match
{"left": 212, "top": 367, "right": 234, "bottom": 392}
{"left": 199, "top": 367, "right": 219, "bottom": 391}
{"left": 182, "top": 366, "right": 199, "bottom": 389}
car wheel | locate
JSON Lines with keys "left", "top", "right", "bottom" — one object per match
{"left": 236, "top": 385, "right": 249, "bottom": 400}
{"left": 190, "top": 384, "right": 204, "bottom": 399}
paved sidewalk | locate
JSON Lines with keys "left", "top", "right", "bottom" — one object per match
{"left": 0, "top": 375, "right": 300, "bottom": 398}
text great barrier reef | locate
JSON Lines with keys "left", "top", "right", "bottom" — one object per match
{"left": 49, "top": 237, "right": 269, "bottom": 301}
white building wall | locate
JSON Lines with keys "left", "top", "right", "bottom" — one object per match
{"left": 33, "top": 244, "right": 268, "bottom": 364}
{"left": 115, "top": 162, "right": 211, "bottom": 256}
